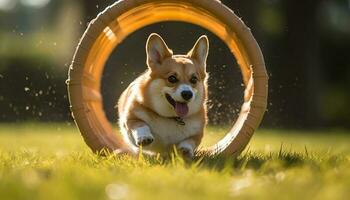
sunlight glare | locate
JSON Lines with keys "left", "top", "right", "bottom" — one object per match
{"left": 20, "top": 0, "right": 50, "bottom": 9}
{"left": 0, "top": 0, "right": 16, "bottom": 11}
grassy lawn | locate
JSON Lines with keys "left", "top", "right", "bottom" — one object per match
{"left": 0, "top": 123, "right": 349, "bottom": 200}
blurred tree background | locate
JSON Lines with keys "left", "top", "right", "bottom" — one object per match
{"left": 0, "top": 0, "right": 349, "bottom": 129}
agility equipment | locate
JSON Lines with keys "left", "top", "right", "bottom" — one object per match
{"left": 67, "top": 0, "right": 268, "bottom": 157}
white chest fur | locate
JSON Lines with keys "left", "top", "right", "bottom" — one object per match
{"left": 134, "top": 109, "right": 201, "bottom": 149}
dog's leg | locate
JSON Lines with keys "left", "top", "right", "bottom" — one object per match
{"left": 177, "top": 139, "right": 196, "bottom": 158}
{"left": 126, "top": 120, "right": 154, "bottom": 147}
{"left": 177, "top": 133, "right": 203, "bottom": 158}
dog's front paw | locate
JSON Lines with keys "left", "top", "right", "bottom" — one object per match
{"left": 136, "top": 135, "right": 154, "bottom": 146}
{"left": 177, "top": 140, "right": 195, "bottom": 158}
{"left": 131, "top": 126, "right": 154, "bottom": 147}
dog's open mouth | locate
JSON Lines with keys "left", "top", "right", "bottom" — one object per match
{"left": 165, "top": 93, "right": 189, "bottom": 118}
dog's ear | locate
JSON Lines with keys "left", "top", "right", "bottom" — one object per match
{"left": 146, "top": 33, "right": 173, "bottom": 69}
{"left": 187, "top": 35, "right": 209, "bottom": 68}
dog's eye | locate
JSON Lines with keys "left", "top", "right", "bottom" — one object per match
{"left": 168, "top": 75, "right": 178, "bottom": 84}
{"left": 190, "top": 76, "right": 198, "bottom": 84}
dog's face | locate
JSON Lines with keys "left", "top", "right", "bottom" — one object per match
{"left": 144, "top": 33, "right": 209, "bottom": 118}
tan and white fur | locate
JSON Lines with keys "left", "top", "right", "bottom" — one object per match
{"left": 117, "top": 33, "right": 209, "bottom": 158}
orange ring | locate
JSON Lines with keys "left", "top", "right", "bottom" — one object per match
{"left": 67, "top": 0, "right": 268, "bottom": 156}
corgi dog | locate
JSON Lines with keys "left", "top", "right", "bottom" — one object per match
{"left": 117, "top": 33, "right": 209, "bottom": 158}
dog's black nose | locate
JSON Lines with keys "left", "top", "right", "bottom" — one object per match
{"left": 181, "top": 90, "right": 193, "bottom": 101}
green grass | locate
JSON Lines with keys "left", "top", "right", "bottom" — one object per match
{"left": 0, "top": 123, "right": 349, "bottom": 200}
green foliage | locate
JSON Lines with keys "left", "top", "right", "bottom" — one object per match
{"left": 0, "top": 123, "right": 349, "bottom": 200}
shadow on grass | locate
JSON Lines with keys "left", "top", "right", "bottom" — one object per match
{"left": 194, "top": 149, "right": 347, "bottom": 172}
{"left": 94, "top": 145, "right": 348, "bottom": 173}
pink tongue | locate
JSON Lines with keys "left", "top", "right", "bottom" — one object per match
{"left": 175, "top": 102, "right": 189, "bottom": 118}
